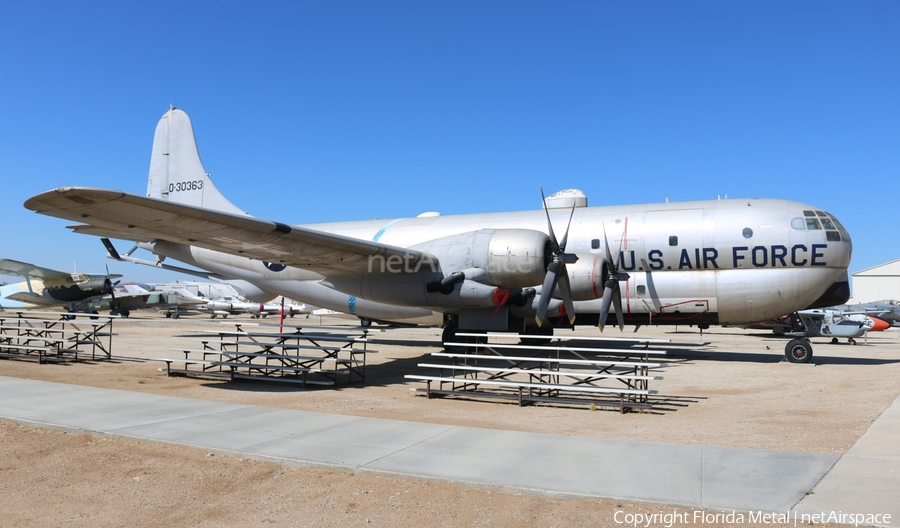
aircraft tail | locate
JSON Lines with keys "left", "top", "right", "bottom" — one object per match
{"left": 146, "top": 106, "right": 247, "bottom": 216}
{"left": 122, "top": 283, "right": 150, "bottom": 294}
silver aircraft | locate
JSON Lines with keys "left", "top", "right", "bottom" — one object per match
{"left": 24, "top": 107, "right": 853, "bottom": 362}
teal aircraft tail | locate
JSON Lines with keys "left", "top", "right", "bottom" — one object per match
{"left": 145, "top": 106, "right": 247, "bottom": 216}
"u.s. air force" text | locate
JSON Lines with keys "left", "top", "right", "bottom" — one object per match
{"left": 618, "top": 244, "right": 828, "bottom": 270}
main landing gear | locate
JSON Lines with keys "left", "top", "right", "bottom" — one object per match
{"left": 783, "top": 312, "right": 813, "bottom": 363}
{"left": 784, "top": 338, "right": 813, "bottom": 363}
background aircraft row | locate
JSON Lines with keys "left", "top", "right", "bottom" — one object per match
{"left": 0, "top": 259, "right": 312, "bottom": 320}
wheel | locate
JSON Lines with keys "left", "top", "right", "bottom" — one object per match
{"left": 172, "top": 313, "right": 179, "bottom": 320}
{"left": 441, "top": 324, "right": 467, "bottom": 352}
{"left": 831, "top": 337, "right": 838, "bottom": 344}
{"left": 359, "top": 318, "right": 372, "bottom": 328}
{"left": 849, "top": 338, "right": 856, "bottom": 345}
{"left": 785, "top": 339, "right": 813, "bottom": 363}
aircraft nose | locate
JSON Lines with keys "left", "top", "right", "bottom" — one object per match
{"left": 827, "top": 212, "right": 853, "bottom": 268}
{"left": 806, "top": 270, "right": 851, "bottom": 309}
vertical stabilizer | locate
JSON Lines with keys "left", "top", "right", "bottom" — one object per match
{"left": 146, "top": 107, "right": 247, "bottom": 215}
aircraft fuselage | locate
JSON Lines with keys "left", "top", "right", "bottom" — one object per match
{"left": 139, "top": 196, "right": 851, "bottom": 329}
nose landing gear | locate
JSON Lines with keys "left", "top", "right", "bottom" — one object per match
{"left": 785, "top": 339, "right": 813, "bottom": 363}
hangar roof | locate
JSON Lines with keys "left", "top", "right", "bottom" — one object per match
{"left": 853, "top": 259, "right": 900, "bottom": 277}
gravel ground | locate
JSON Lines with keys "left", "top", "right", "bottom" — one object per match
{"left": 1, "top": 310, "right": 897, "bottom": 527}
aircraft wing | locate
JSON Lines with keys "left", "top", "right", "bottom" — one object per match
{"left": 25, "top": 187, "right": 433, "bottom": 277}
{"left": 0, "top": 259, "right": 122, "bottom": 281}
{"left": 0, "top": 259, "right": 77, "bottom": 280}
{"left": 4, "top": 291, "right": 66, "bottom": 307}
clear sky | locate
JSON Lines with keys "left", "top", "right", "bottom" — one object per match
{"left": 1, "top": 2, "right": 897, "bottom": 290}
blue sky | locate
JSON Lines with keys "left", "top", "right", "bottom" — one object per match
{"left": 1, "top": 2, "right": 898, "bottom": 288}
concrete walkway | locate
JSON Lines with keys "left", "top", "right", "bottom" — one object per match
{"left": 794, "top": 394, "right": 900, "bottom": 525}
{"left": 0, "top": 375, "right": 895, "bottom": 522}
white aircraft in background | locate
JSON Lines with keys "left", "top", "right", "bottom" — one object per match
{"left": 751, "top": 307, "right": 887, "bottom": 346}
{"left": 101, "top": 282, "right": 310, "bottom": 319}
{"left": 96, "top": 283, "right": 209, "bottom": 318}
{"left": 202, "top": 297, "right": 313, "bottom": 319}
{"left": 0, "top": 258, "right": 121, "bottom": 314}
{"left": 25, "top": 107, "right": 853, "bottom": 362}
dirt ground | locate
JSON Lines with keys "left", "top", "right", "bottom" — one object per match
{"left": 1, "top": 310, "right": 898, "bottom": 527}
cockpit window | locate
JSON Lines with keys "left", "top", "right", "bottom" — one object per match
{"left": 793, "top": 211, "right": 850, "bottom": 241}
{"left": 827, "top": 213, "right": 846, "bottom": 230}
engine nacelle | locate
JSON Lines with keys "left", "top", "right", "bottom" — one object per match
{"left": 566, "top": 253, "right": 606, "bottom": 301}
{"left": 413, "top": 228, "right": 549, "bottom": 289}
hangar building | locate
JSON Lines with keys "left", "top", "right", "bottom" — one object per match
{"left": 851, "top": 259, "right": 900, "bottom": 303}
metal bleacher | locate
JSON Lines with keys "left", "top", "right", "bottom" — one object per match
{"left": 155, "top": 322, "right": 374, "bottom": 387}
{"left": 405, "top": 332, "right": 668, "bottom": 413}
{"left": 0, "top": 311, "right": 115, "bottom": 363}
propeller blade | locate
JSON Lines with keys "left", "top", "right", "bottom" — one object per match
{"left": 104, "top": 264, "right": 118, "bottom": 309}
{"left": 534, "top": 260, "right": 561, "bottom": 327}
{"left": 558, "top": 204, "right": 576, "bottom": 252}
{"left": 557, "top": 268, "right": 576, "bottom": 325}
{"left": 600, "top": 220, "right": 615, "bottom": 270}
{"left": 598, "top": 279, "right": 615, "bottom": 331}
{"left": 537, "top": 188, "right": 579, "bottom": 327}
{"left": 611, "top": 283, "right": 625, "bottom": 331}
{"left": 540, "top": 186, "right": 560, "bottom": 254}
{"left": 640, "top": 258, "right": 662, "bottom": 312}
